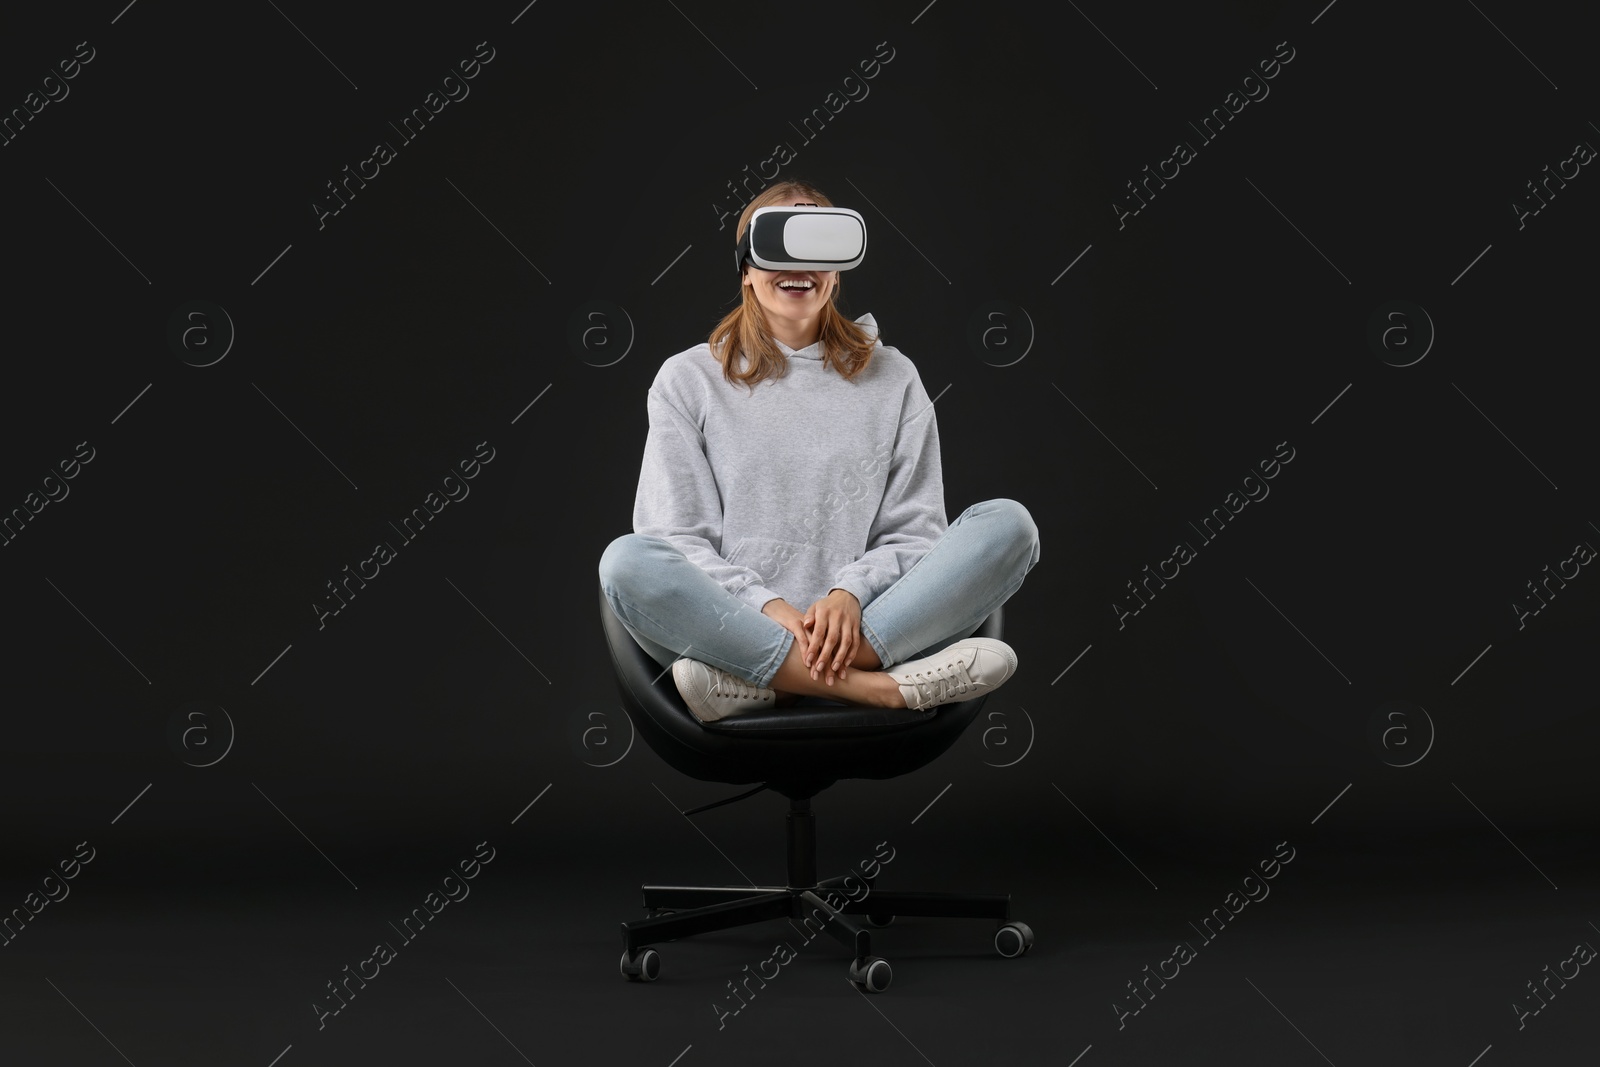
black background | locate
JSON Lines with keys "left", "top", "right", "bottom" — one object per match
{"left": 2, "top": 1, "right": 1595, "bottom": 1064}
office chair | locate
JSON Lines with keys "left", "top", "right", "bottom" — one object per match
{"left": 597, "top": 583, "right": 1033, "bottom": 993}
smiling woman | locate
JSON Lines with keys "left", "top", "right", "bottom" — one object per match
{"left": 598, "top": 177, "right": 1040, "bottom": 722}
{"left": 710, "top": 190, "right": 877, "bottom": 388}
{"left": 635, "top": 187, "right": 939, "bottom": 704}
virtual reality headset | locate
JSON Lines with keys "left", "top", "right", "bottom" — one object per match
{"left": 735, "top": 206, "right": 867, "bottom": 273}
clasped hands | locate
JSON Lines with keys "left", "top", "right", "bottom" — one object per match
{"left": 761, "top": 588, "right": 863, "bottom": 686}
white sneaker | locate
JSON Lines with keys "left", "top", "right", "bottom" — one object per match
{"left": 886, "top": 637, "right": 1018, "bottom": 711}
{"left": 672, "top": 658, "right": 775, "bottom": 722}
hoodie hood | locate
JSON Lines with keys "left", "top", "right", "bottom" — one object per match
{"left": 775, "top": 312, "right": 879, "bottom": 360}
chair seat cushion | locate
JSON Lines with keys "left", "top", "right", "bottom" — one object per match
{"left": 698, "top": 698, "right": 931, "bottom": 734}
{"left": 599, "top": 583, "right": 1002, "bottom": 784}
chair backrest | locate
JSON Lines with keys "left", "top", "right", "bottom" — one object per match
{"left": 598, "top": 583, "right": 1004, "bottom": 794}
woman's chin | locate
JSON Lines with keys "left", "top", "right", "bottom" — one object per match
{"left": 766, "top": 302, "right": 816, "bottom": 321}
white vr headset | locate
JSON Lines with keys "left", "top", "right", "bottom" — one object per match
{"left": 735, "top": 205, "right": 867, "bottom": 273}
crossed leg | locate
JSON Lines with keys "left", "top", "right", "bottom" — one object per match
{"left": 769, "top": 636, "right": 901, "bottom": 708}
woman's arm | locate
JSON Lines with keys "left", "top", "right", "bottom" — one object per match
{"left": 826, "top": 372, "right": 948, "bottom": 608}
{"left": 634, "top": 383, "right": 781, "bottom": 614}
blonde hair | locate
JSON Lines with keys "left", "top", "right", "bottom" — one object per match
{"left": 707, "top": 179, "right": 878, "bottom": 393}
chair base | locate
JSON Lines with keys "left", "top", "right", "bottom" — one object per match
{"left": 617, "top": 797, "right": 1034, "bottom": 991}
{"left": 623, "top": 878, "right": 1014, "bottom": 953}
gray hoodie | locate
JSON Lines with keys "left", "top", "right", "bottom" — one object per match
{"left": 633, "top": 312, "right": 947, "bottom": 616}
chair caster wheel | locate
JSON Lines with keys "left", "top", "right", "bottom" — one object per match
{"left": 866, "top": 914, "right": 895, "bottom": 927}
{"left": 620, "top": 947, "right": 661, "bottom": 982}
{"left": 849, "top": 956, "right": 892, "bottom": 993}
{"left": 994, "top": 921, "right": 1034, "bottom": 958}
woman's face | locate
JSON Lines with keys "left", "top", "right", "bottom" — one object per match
{"left": 740, "top": 204, "right": 839, "bottom": 334}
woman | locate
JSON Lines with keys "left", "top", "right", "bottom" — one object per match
{"left": 599, "top": 179, "right": 1040, "bottom": 723}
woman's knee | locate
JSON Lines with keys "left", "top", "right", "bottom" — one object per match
{"left": 598, "top": 534, "right": 663, "bottom": 595}
{"left": 983, "top": 498, "right": 1040, "bottom": 567}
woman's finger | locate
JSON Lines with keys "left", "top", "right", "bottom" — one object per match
{"left": 798, "top": 613, "right": 816, "bottom": 666}
{"left": 795, "top": 617, "right": 815, "bottom": 659}
{"left": 814, "top": 614, "right": 842, "bottom": 683}
{"left": 834, "top": 625, "right": 857, "bottom": 680}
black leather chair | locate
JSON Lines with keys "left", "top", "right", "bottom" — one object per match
{"left": 598, "top": 583, "right": 1033, "bottom": 993}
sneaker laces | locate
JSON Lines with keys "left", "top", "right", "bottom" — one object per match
{"left": 905, "top": 655, "right": 978, "bottom": 708}
{"left": 711, "top": 667, "right": 769, "bottom": 703}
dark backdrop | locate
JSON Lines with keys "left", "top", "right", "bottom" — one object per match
{"left": 1, "top": 0, "right": 1595, "bottom": 1060}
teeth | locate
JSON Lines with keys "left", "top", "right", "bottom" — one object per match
{"left": 778, "top": 280, "right": 813, "bottom": 290}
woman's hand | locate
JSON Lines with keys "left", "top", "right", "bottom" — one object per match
{"left": 801, "top": 588, "right": 862, "bottom": 686}
{"left": 760, "top": 598, "right": 813, "bottom": 669}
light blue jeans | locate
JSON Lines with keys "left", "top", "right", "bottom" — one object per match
{"left": 598, "top": 498, "right": 1040, "bottom": 689}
